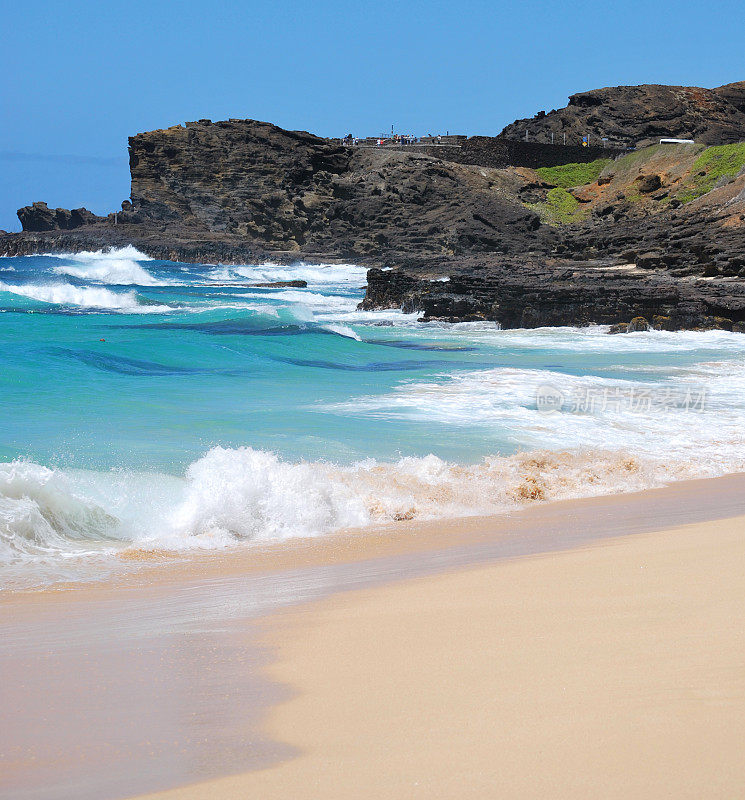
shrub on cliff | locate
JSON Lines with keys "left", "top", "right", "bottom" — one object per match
{"left": 527, "top": 187, "right": 582, "bottom": 225}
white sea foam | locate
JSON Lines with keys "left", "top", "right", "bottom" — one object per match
{"left": 45, "top": 245, "right": 167, "bottom": 286}
{"left": 421, "top": 324, "right": 745, "bottom": 353}
{"left": 323, "top": 361, "right": 745, "bottom": 467}
{"left": 313, "top": 307, "right": 420, "bottom": 325}
{"left": 208, "top": 261, "right": 367, "bottom": 287}
{"left": 240, "top": 289, "right": 358, "bottom": 310}
{"left": 0, "top": 281, "right": 171, "bottom": 313}
{"left": 2, "top": 442, "right": 732, "bottom": 588}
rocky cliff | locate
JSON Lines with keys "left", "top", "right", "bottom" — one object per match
{"left": 126, "top": 119, "right": 550, "bottom": 258}
{"left": 3, "top": 81, "right": 745, "bottom": 330}
{"left": 501, "top": 82, "right": 745, "bottom": 147}
{"left": 17, "top": 201, "right": 104, "bottom": 231}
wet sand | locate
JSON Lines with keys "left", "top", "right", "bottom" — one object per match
{"left": 141, "top": 509, "right": 745, "bottom": 800}
{"left": 2, "top": 473, "right": 745, "bottom": 799}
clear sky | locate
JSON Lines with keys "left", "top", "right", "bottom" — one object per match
{"left": 1, "top": 0, "right": 743, "bottom": 231}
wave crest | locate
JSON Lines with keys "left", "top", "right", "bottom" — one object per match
{"left": 0, "top": 462, "right": 117, "bottom": 562}
{"left": 0, "top": 281, "right": 170, "bottom": 312}
{"left": 49, "top": 245, "right": 160, "bottom": 286}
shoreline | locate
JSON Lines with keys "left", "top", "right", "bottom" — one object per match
{"left": 140, "top": 509, "right": 745, "bottom": 800}
{"left": 6, "top": 469, "right": 745, "bottom": 600}
{"left": 2, "top": 473, "right": 745, "bottom": 799}
{"left": 5, "top": 240, "right": 745, "bottom": 331}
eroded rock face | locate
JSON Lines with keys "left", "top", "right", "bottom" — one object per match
{"left": 17, "top": 202, "right": 103, "bottom": 232}
{"left": 360, "top": 257, "right": 745, "bottom": 331}
{"left": 501, "top": 83, "right": 745, "bottom": 147}
{"left": 127, "top": 120, "right": 551, "bottom": 257}
{"left": 714, "top": 81, "right": 745, "bottom": 114}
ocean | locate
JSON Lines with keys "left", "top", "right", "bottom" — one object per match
{"left": 2, "top": 246, "right": 745, "bottom": 588}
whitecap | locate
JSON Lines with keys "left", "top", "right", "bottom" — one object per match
{"left": 0, "top": 281, "right": 171, "bottom": 313}
{"left": 50, "top": 245, "right": 161, "bottom": 285}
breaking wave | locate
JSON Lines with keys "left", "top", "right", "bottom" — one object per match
{"left": 208, "top": 261, "right": 367, "bottom": 287}
{"left": 0, "top": 461, "right": 120, "bottom": 563}
{"left": 1, "top": 443, "right": 734, "bottom": 587}
{"left": 50, "top": 245, "right": 160, "bottom": 285}
{"left": 0, "top": 281, "right": 171, "bottom": 313}
{"left": 54, "top": 259, "right": 159, "bottom": 286}
{"left": 49, "top": 245, "right": 153, "bottom": 262}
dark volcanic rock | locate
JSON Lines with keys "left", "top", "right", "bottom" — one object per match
{"left": 714, "top": 81, "right": 745, "bottom": 114}
{"left": 635, "top": 174, "right": 662, "bottom": 193}
{"left": 501, "top": 83, "right": 745, "bottom": 146}
{"left": 127, "top": 119, "right": 552, "bottom": 258}
{"left": 3, "top": 87, "right": 745, "bottom": 331}
{"left": 249, "top": 280, "right": 307, "bottom": 288}
{"left": 17, "top": 202, "right": 104, "bottom": 232}
{"left": 360, "top": 257, "right": 745, "bottom": 331}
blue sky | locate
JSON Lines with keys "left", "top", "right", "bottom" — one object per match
{"left": 1, "top": 0, "right": 743, "bottom": 231}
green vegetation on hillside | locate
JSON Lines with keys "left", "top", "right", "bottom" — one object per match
{"left": 536, "top": 158, "right": 612, "bottom": 188}
{"left": 677, "top": 143, "right": 745, "bottom": 203}
{"left": 527, "top": 187, "right": 583, "bottom": 225}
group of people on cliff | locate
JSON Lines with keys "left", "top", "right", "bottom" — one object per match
{"left": 341, "top": 133, "right": 439, "bottom": 146}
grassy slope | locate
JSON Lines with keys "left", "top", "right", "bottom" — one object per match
{"left": 676, "top": 143, "right": 745, "bottom": 203}
{"left": 528, "top": 187, "right": 582, "bottom": 224}
{"left": 526, "top": 142, "right": 745, "bottom": 225}
{"left": 536, "top": 158, "right": 612, "bottom": 189}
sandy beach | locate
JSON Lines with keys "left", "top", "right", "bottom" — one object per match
{"left": 2, "top": 475, "right": 745, "bottom": 800}
{"left": 139, "top": 510, "right": 745, "bottom": 800}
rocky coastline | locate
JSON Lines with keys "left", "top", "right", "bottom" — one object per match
{"left": 3, "top": 80, "right": 745, "bottom": 331}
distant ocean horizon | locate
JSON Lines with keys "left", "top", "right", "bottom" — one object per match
{"left": 2, "top": 246, "right": 745, "bottom": 588}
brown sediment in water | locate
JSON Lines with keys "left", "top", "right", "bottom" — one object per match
{"left": 2, "top": 473, "right": 745, "bottom": 800}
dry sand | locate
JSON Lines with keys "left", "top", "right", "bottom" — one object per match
{"left": 138, "top": 514, "right": 745, "bottom": 800}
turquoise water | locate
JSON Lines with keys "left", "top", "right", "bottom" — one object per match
{"left": 2, "top": 246, "right": 745, "bottom": 586}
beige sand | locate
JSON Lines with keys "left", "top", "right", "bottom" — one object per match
{"left": 139, "top": 515, "right": 745, "bottom": 800}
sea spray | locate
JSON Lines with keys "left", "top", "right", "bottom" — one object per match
{"left": 0, "top": 445, "right": 720, "bottom": 585}
{"left": 168, "top": 447, "right": 369, "bottom": 544}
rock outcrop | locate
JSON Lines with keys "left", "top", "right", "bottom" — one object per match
{"left": 360, "top": 257, "right": 745, "bottom": 331}
{"left": 127, "top": 119, "right": 550, "bottom": 257}
{"left": 17, "top": 202, "right": 104, "bottom": 232}
{"left": 500, "top": 83, "right": 745, "bottom": 147}
{"left": 714, "top": 81, "right": 745, "bottom": 114}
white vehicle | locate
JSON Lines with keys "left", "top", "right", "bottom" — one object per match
{"left": 659, "top": 138, "right": 695, "bottom": 144}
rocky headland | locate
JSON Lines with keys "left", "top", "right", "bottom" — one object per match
{"left": 3, "top": 80, "right": 745, "bottom": 330}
